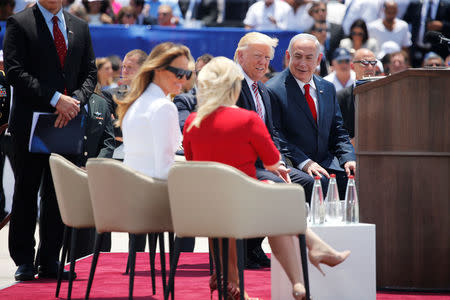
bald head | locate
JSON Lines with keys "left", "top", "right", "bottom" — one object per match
{"left": 383, "top": 0, "right": 397, "bottom": 22}
{"left": 352, "top": 48, "right": 377, "bottom": 79}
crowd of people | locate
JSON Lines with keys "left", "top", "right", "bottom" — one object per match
{"left": 0, "top": 0, "right": 449, "bottom": 299}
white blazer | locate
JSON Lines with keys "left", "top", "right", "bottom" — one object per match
{"left": 122, "top": 83, "right": 182, "bottom": 180}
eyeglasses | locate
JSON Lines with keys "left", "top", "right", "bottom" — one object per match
{"left": 353, "top": 60, "right": 377, "bottom": 66}
{"left": 351, "top": 31, "right": 364, "bottom": 37}
{"left": 166, "top": 66, "right": 193, "bottom": 80}
{"left": 124, "top": 14, "right": 135, "bottom": 18}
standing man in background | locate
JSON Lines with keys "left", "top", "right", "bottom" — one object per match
{"left": 3, "top": 0, "right": 96, "bottom": 281}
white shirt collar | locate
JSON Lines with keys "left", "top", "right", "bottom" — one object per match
{"left": 37, "top": 1, "right": 65, "bottom": 24}
{"left": 144, "top": 82, "right": 168, "bottom": 100}
{"left": 294, "top": 76, "right": 317, "bottom": 92}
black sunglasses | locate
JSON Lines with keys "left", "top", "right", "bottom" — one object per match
{"left": 353, "top": 60, "right": 377, "bottom": 66}
{"left": 166, "top": 66, "right": 193, "bottom": 80}
{"left": 351, "top": 31, "right": 364, "bottom": 37}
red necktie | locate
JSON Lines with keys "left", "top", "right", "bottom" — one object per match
{"left": 304, "top": 83, "right": 317, "bottom": 123}
{"left": 52, "top": 16, "right": 67, "bottom": 69}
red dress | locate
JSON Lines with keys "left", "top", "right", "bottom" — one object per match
{"left": 183, "top": 106, "right": 280, "bottom": 179}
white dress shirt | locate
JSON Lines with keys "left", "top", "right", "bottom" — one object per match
{"left": 324, "top": 70, "right": 356, "bottom": 92}
{"left": 122, "top": 82, "right": 182, "bottom": 180}
{"left": 243, "top": 0, "right": 292, "bottom": 30}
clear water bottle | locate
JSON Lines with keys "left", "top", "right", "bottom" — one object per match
{"left": 326, "top": 174, "right": 341, "bottom": 223}
{"left": 310, "top": 176, "right": 325, "bottom": 224}
{"left": 344, "top": 175, "right": 359, "bottom": 223}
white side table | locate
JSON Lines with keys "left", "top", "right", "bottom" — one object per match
{"left": 271, "top": 223, "right": 376, "bottom": 300}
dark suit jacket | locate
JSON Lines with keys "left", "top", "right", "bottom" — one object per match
{"left": 3, "top": 6, "right": 97, "bottom": 145}
{"left": 403, "top": 0, "right": 450, "bottom": 65}
{"left": 266, "top": 69, "right": 355, "bottom": 169}
{"left": 336, "top": 85, "right": 354, "bottom": 139}
{"left": 78, "top": 93, "right": 115, "bottom": 166}
{"left": 173, "top": 88, "right": 197, "bottom": 132}
{"left": 327, "top": 22, "right": 345, "bottom": 63}
{"left": 179, "top": 0, "right": 218, "bottom": 26}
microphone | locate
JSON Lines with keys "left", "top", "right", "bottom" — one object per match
{"left": 424, "top": 31, "right": 450, "bottom": 45}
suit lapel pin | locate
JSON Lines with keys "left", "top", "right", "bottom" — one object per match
{"left": 319, "top": 90, "right": 323, "bottom": 94}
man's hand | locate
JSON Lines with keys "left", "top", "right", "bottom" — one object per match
{"left": 271, "top": 164, "right": 291, "bottom": 183}
{"left": 344, "top": 161, "right": 356, "bottom": 177}
{"left": 54, "top": 94, "right": 80, "bottom": 128}
{"left": 303, "top": 160, "right": 330, "bottom": 178}
{"left": 427, "top": 21, "right": 443, "bottom": 31}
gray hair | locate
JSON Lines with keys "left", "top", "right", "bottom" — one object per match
{"left": 287, "top": 33, "right": 321, "bottom": 57}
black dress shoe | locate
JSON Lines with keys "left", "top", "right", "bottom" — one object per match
{"left": 253, "top": 247, "right": 271, "bottom": 268}
{"left": 38, "top": 263, "right": 77, "bottom": 280}
{"left": 15, "top": 264, "right": 35, "bottom": 281}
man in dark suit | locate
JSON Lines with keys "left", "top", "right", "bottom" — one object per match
{"left": 3, "top": 0, "right": 97, "bottom": 281}
{"left": 266, "top": 33, "right": 356, "bottom": 201}
{"left": 403, "top": 0, "right": 450, "bottom": 67}
{"left": 233, "top": 32, "right": 317, "bottom": 269}
{"left": 337, "top": 48, "right": 377, "bottom": 142}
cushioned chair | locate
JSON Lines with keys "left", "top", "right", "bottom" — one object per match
{"left": 85, "top": 158, "right": 173, "bottom": 300}
{"left": 49, "top": 153, "right": 91, "bottom": 299}
{"left": 165, "top": 161, "right": 311, "bottom": 300}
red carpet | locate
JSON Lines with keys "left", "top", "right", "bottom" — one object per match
{"left": 0, "top": 253, "right": 448, "bottom": 300}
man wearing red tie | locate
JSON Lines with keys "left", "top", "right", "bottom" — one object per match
{"left": 266, "top": 33, "right": 356, "bottom": 202}
{"left": 3, "top": 0, "right": 97, "bottom": 281}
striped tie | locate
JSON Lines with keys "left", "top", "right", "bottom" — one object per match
{"left": 251, "top": 81, "right": 264, "bottom": 122}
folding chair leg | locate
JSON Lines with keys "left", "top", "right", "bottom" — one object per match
{"left": 209, "top": 246, "right": 214, "bottom": 275}
{"left": 168, "top": 232, "right": 174, "bottom": 262}
{"left": 67, "top": 228, "right": 78, "bottom": 300}
{"left": 221, "top": 238, "right": 229, "bottom": 300}
{"left": 129, "top": 234, "right": 137, "bottom": 300}
{"left": 85, "top": 232, "right": 104, "bottom": 300}
{"left": 159, "top": 233, "right": 167, "bottom": 293}
{"left": 212, "top": 238, "right": 223, "bottom": 300}
{"left": 56, "top": 225, "right": 70, "bottom": 297}
{"left": 298, "top": 234, "right": 311, "bottom": 300}
{"left": 236, "top": 239, "right": 245, "bottom": 300}
{"left": 165, "top": 236, "right": 182, "bottom": 300}
{"left": 148, "top": 233, "right": 156, "bottom": 295}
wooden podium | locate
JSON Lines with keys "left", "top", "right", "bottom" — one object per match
{"left": 353, "top": 69, "right": 450, "bottom": 290}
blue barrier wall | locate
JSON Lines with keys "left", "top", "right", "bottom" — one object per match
{"left": 0, "top": 22, "right": 300, "bottom": 71}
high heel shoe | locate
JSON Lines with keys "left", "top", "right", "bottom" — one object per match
{"left": 308, "top": 249, "right": 351, "bottom": 276}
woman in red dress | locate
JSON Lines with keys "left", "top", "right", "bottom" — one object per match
{"left": 183, "top": 57, "right": 349, "bottom": 300}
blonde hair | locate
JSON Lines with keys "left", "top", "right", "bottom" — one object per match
{"left": 187, "top": 56, "right": 243, "bottom": 131}
{"left": 233, "top": 32, "right": 279, "bottom": 62}
{"left": 116, "top": 42, "right": 192, "bottom": 127}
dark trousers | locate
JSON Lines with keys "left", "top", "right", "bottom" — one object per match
{"left": 0, "top": 134, "right": 14, "bottom": 217}
{"left": 8, "top": 136, "right": 65, "bottom": 267}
